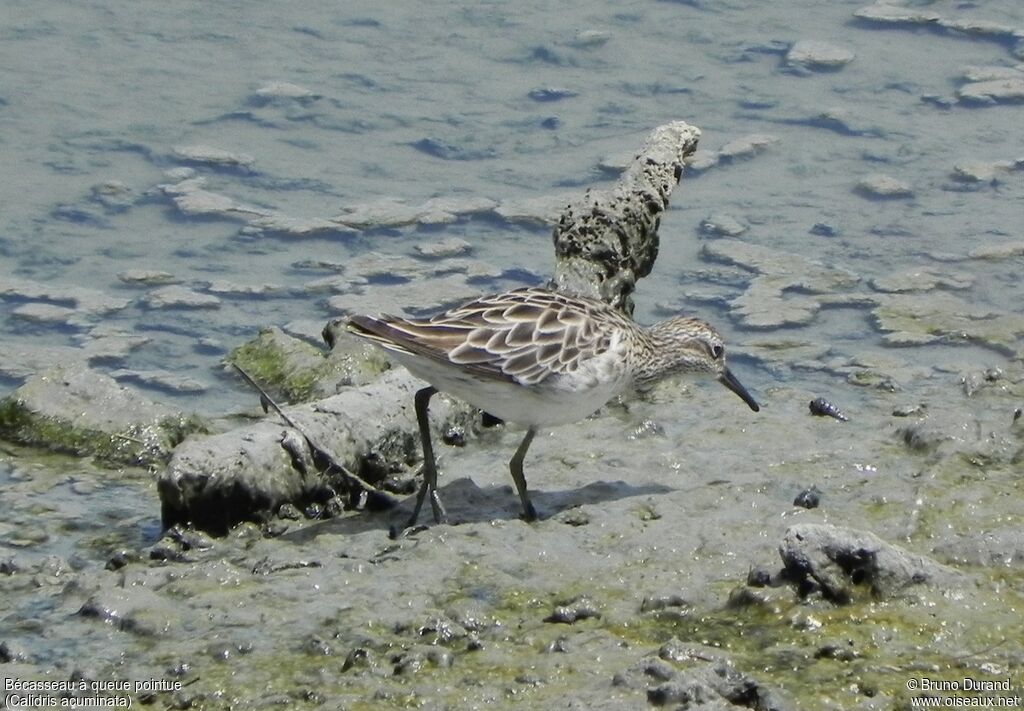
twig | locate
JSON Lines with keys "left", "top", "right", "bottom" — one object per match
{"left": 231, "top": 364, "right": 394, "bottom": 503}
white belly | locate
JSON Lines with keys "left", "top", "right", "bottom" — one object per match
{"left": 388, "top": 351, "right": 628, "bottom": 427}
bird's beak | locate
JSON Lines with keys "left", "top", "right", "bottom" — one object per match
{"left": 719, "top": 368, "right": 760, "bottom": 412}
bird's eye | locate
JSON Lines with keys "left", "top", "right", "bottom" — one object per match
{"left": 711, "top": 344, "right": 724, "bottom": 359}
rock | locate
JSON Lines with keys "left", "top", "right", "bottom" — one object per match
{"left": 158, "top": 368, "right": 475, "bottom": 534}
{"left": 334, "top": 195, "right": 497, "bottom": 230}
{"left": 172, "top": 145, "right": 256, "bottom": 171}
{"left": 645, "top": 659, "right": 789, "bottom": 710}
{"left": 958, "top": 78, "right": 1024, "bottom": 105}
{"left": 933, "top": 529, "right": 1024, "bottom": 568}
{"left": 409, "top": 137, "right": 496, "bottom": 161}
{"left": 89, "top": 180, "right": 134, "bottom": 211}
{"left": 226, "top": 326, "right": 369, "bottom": 404}
{"left": 699, "top": 213, "right": 747, "bottom": 237}
{"left": 855, "top": 174, "right": 913, "bottom": 199}
{"left": 545, "top": 597, "right": 601, "bottom": 624}
{"left": 0, "top": 277, "right": 130, "bottom": 317}
{"left": 701, "top": 239, "right": 858, "bottom": 329}
{"left": 952, "top": 160, "right": 1022, "bottom": 184}
{"left": 683, "top": 149, "right": 719, "bottom": 172}
{"left": 78, "top": 585, "right": 178, "bottom": 637}
{"left": 143, "top": 285, "right": 221, "bottom": 310}
{"left": 527, "top": 87, "right": 578, "bottom": 102}
{"left": 110, "top": 369, "right": 208, "bottom": 395}
{"left": 117, "top": 270, "right": 178, "bottom": 285}
{"left": 158, "top": 177, "right": 267, "bottom": 219}
{"left": 870, "top": 268, "right": 972, "bottom": 293}
{"left": 414, "top": 237, "right": 472, "bottom": 259}
{"left": 0, "top": 365, "right": 204, "bottom": 467}
{"left": 326, "top": 276, "right": 481, "bottom": 319}
{"left": 717, "top": 133, "right": 780, "bottom": 161}
{"left": 793, "top": 487, "right": 821, "bottom": 509}
{"left": 967, "top": 241, "right": 1024, "bottom": 260}
{"left": 786, "top": 40, "right": 854, "bottom": 69}
{"left": 853, "top": 4, "right": 941, "bottom": 25}
{"left": 204, "top": 281, "right": 287, "bottom": 297}
{"left": 779, "top": 523, "right": 965, "bottom": 602}
{"left": 729, "top": 276, "right": 822, "bottom": 328}
{"left": 494, "top": 191, "right": 578, "bottom": 225}
{"left": 872, "top": 292, "right": 1024, "bottom": 352}
{"left": 250, "top": 82, "right": 321, "bottom": 105}
{"left": 157, "top": 422, "right": 325, "bottom": 535}
{"left": 569, "top": 29, "right": 612, "bottom": 48}
{"left": 246, "top": 213, "right": 356, "bottom": 237}
{"left": 10, "top": 303, "right": 78, "bottom": 324}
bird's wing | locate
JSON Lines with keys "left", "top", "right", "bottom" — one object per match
{"left": 347, "top": 288, "right": 620, "bottom": 386}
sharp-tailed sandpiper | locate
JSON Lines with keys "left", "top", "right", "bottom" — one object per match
{"left": 347, "top": 286, "right": 759, "bottom": 531}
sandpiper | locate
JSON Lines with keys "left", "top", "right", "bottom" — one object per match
{"left": 347, "top": 286, "right": 759, "bottom": 532}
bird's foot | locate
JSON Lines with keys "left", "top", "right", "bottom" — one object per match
{"left": 521, "top": 501, "right": 538, "bottom": 522}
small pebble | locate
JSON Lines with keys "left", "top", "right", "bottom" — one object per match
{"left": 856, "top": 174, "right": 913, "bottom": 199}
{"left": 892, "top": 403, "right": 926, "bottom": 417}
{"left": 793, "top": 487, "right": 821, "bottom": 509}
{"left": 747, "top": 567, "right": 773, "bottom": 587}
{"left": 545, "top": 597, "right": 601, "bottom": 624}
{"left": 810, "top": 222, "right": 839, "bottom": 237}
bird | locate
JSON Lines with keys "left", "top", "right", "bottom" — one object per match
{"left": 346, "top": 286, "right": 759, "bottom": 533}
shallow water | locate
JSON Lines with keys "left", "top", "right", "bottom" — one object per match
{"left": 2, "top": 0, "right": 1023, "bottom": 707}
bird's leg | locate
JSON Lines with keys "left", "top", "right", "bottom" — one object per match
{"left": 508, "top": 427, "right": 538, "bottom": 521}
{"left": 405, "top": 386, "right": 447, "bottom": 530}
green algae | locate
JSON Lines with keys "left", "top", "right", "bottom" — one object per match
{"left": 0, "top": 397, "right": 205, "bottom": 467}
{"left": 226, "top": 326, "right": 390, "bottom": 404}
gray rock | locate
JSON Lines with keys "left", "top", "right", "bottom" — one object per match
{"left": 173, "top": 144, "right": 256, "bottom": 170}
{"left": 952, "top": 160, "right": 1022, "bottom": 184}
{"left": 251, "top": 81, "right": 321, "bottom": 104}
{"left": 958, "top": 78, "right": 1024, "bottom": 105}
{"left": 246, "top": 213, "right": 356, "bottom": 237}
{"left": 0, "top": 365, "right": 203, "bottom": 467}
{"left": 158, "top": 368, "right": 475, "bottom": 534}
{"left": 701, "top": 240, "right": 858, "bottom": 329}
{"left": 110, "top": 369, "right": 209, "bottom": 394}
{"left": 10, "top": 303, "right": 78, "bottom": 324}
{"left": 683, "top": 149, "right": 719, "bottom": 172}
{"left": 700, "top": 213, "right": 747, "bottom": 237}
{"left": 870, "top": 268, "right": 972, "bottom": 293}
{"left": 717, "top": 134, "right": 779, "bottom": 160}
{"left": 786, "top": 40, "right": 854, "bottom": 69}
{"left": 0, "top": 276, "right": 130, "bottom": 317}
{"left": 855, "top": 174, "right": 913, "bottom": 199}
{"left": 326, "top": 276, "right": 481, "bottom": 319}
{"left": 853, "top": 4, "right": 941, "bottom": 24}
{"left": 645, "top": 658, "right": 790, "bottom": 710}
{"left": 779, "top": 523, "right": 966, "bottom": 602}
{"left": 494, "top": 191, "right": 578, "bottom": 225}
{"left": 967, "top": 241, "right": 1024, "bottom": 260}
{"left": 117, "top": 270, "right": 178, "bottom": 285}
{"left": 157, "top": 421, "right": 323, "bottom": 535}
{"left": 871, "top": 292, "right": 1024, "bottom": 351}
{"left": 78, "top": 584, "right": 178, "bottom": 637}
{"left": 144, "top": 285, "right": 222, "bottom": 309}
{"left": 414, "top": 237, "right": 472, "bottom": 259}
{"left": 334, "top": 196, "right": 497, "bottom": 229}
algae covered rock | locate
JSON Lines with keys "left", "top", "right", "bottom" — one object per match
{"left": 779, "top": 523, "right": 966, "bottom": 603}
{"left": 0, "top": 365, "right": 204, "bottom": 467}
{"left": 225, "top": 326, "right": 389, "bottom": 404}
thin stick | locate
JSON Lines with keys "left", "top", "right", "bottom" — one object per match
{"left": 231, "top": 364, "right": 392, "bottom": 502}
